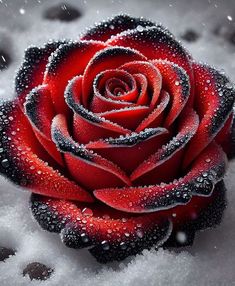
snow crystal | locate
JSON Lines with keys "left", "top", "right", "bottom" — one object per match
{"left": 0, "top": 0, "right": 235, "bottom": 285}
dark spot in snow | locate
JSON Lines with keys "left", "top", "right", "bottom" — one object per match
{"left": 180, "top": 29, "right": 200, "bottom": 42}
{"left": 23, "top": 262, "right": 53, "bottom": 281}
{"left": 0, "top": 247, "right": 16, "bottom": 262}
{"left": 43, "top": 3, "right": 82, "bottom": 22}
{"left": 213, "top": 22, "right": 235, "bottom": 46}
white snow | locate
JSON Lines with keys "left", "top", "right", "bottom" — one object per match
{"left": 0, "top": 0, "right": 235, "bottom": 285}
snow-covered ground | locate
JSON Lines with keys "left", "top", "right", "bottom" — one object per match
{"left": 0, "top": 0, "right": 235, "bottom": 285}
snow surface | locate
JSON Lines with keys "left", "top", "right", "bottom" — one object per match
{"left": 0, "top": 0, "right": 235, "bottom": 285}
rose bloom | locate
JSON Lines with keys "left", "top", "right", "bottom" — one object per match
{"left": 0, "top": 15, "right": 234, "bottom": 263}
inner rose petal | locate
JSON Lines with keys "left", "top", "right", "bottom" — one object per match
{"left": 120, "top": 61, "right": 162, "bottom": 108}
{"left": 82, "top": 46, "right": 147, "bottom": 107}
{"left": 91, "top": 69, "right": 139, "bottom": 113}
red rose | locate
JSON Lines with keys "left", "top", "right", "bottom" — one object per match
{"left": 0, "top": 15, "right": 234, "bottom": 263}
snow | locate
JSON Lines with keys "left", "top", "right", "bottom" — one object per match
{"left": 0, "top": 0, "right": 235, "bottom": 285}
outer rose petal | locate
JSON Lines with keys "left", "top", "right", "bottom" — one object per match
{"left": 15, "top": 41, "right": 67, "bottom": 107}
{"left": 107, "top": 26, "right": 194, "bottom": 105}
{"left": 184, "top": 63, "right": 235, "bottom": 167}
{"left": 81, "top": 14, "right": 157, "bottom": 42}
{"left": 94, "top": 143, "right": 227, "bottom": 213}
{"left": 0, "top": 101, "right": 93, "bottom": 202}
{"left": 30, "top": 193, "right": 172, "bottom": 263}
{"left": 30, "top": 180, "right": 226, "bottom": 263}
{"left": 51, "top": 114, "right": 131, "bottom": 189}
{"left": 43, "top": 40, "right": 107, "bottom": 114}
{"left": 216, "top": 113, "right": 235, "bottom": 158}
{"left": 24, "top": 84, "right": 63, "bottom": 166}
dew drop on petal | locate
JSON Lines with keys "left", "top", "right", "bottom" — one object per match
{"left": 1, "top": 159, "right": 9, "bottom": 168}
{"left": 101, "top": 240, "right": 110, "bottom": 251}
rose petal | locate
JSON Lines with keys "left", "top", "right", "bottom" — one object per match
{"left": 82, "top": 46, "right": 147, "bottom": 106}
{"left": 132, "top": 109, "right": 199, "bottom": 185}
{"left": 65, "top": 76, "right": 132, "bottom": 144}
{"left": 215, "top": 112, "right": 235, "bottom": 158}
{"left": 120, "top": 61, "right": 162, "bottom": 108}
{"left": 153, "top": 60, "right": 190, "bottom": 127}
{"left": 43, "top": 40, "right": 107, "bottom": 114}
{"left": 81, "top": 14, "right": 157, "bottom": 42}
{"left": 165, "top": 180, "right": 226, "bottom": 247}
{"left": 94, "top": 142, "right": 227, "bottom": 213}
{"left": 134, "top": 74, "right": 149, "bottom": 106}
{"left": 51, "top": 114, "right": 131, "bottom": 189}
{"left": 184, "top": 63, "right": 235, "bottom": 167}
{"left": 107, "top": 26, "right": 194, "bottom": 104}
{"left": 0, "top": 101, "right": 93, "bottom": 202}
{"left": 86, "top": 128, "right": 169, "bottom": 174}
{"left": 136, "top": 90, "right": 170, "bottom": 132}
{"left": 30, "top": 193, "right": 172, "bottom": 263}
{"left": 24, "top": 85, "right": 63, "bottom": 166}
{"left": 91, "top": 69, "right": 138, "bottom": 113}
{"left": 99, "top": 106, "right": 150, "bottom": 130}
{"left": 15, "top": 41, "right": 67, "bottom": 107}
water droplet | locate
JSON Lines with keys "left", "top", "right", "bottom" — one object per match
{"left": 136, "top": 25, "right": 144, "bottom": 32}
{"left": 1, "top": 159, "right": 9, "bottom": 168}
{"left": 81, "top": 233, "right": 89, "bottom": 243}
{"left": 120, "top": 242, "right": 127, "bottom": 250}
{"left": 175, "top": 81, "right": 180, "bottom": 86}
{"left": 136, "top": 229, "right": 144, "bottom": 238}
{"left": 101, "top": 240, "right": 110, "bottom": 250}
{"left": 82, "top": 208, "right": 93, "bottom": 217}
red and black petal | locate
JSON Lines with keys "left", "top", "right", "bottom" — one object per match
{"left": 51, "top": 114, "right": 131, "bottom": 189}
{"left": 15, "top": 41, "right": 67, "bottom": 107}
{"left": 81, "top": 14, "right": 157, "bottom": 42}
{"left": 120, "top": 61, "right": 162, "bottom": 108}
{"left": 153, "top": 60, "right": 190, "bottom": 127}
{"left": 0, "top": 101, "right": 93, "bottom": 202}
{"left": 82, "top": 46, "right": 147, "bottom": 106}
{"left": 184, "top": 63, "right": 235, "bottom": 167}
{"left": 86, "top": 127, "right": 169, "bottom": 174}
{"left": 65, "top": 76, "right": 131, "bottom": 144}
{"left": 131, "top": 109, "right": 199, "bottom": 185}
{"left": 24, "top": 85, "right": 63, "bottom": 166}
{"left": 107, "top": 26, "right": 194, "bottom": 104}
{"left": 43, "top": 40, "right": 107, "bottom": 114}
{"left": 30, "top": 193, "right": 172, "bottom": 263}
{"left": 94, "top": 143, "right": 227, "bottom": 213}
{"left": 165, "top": 180, "right": 226, "bottom": 248}
{"left": 216, "top": 113, "right": 235, "bottom": 159}
{"left": 136, "top": 90, "right": 170, "bottom": 132}
{"left": 91, "top": 69, "right": 138, "bottom": 113}
{"left": 30, "top": 179, "right": 226, "bottom": 263}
